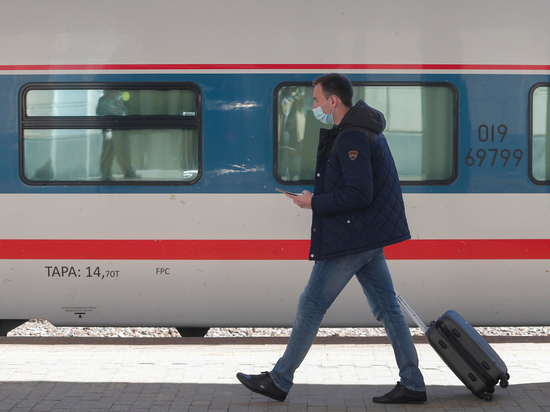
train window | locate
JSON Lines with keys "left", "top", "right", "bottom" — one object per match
{"left": 530, "top": 85, "right": 550, "bottom": 183}
{"left": 20, "top": 84, "right": 201, "bottom": 185}
{"left": 275, "top": 83, "right": 457, "bottom": 185}
{"left": 25, "top": 89, "right": 196, "bottom": 117}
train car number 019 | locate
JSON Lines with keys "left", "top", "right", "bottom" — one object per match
{"left": 464, "top": 124, "right": 523, "bottom": 167}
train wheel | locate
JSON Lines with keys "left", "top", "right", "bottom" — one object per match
{"left": 0, "top": 319, "right": 28, "bottom": 336}
{"left": 176, "top": 327, "right": 210, "bottom": 337}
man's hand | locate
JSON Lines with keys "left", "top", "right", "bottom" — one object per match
{"left": 285, "top": 190, "right": 313, "bottom": 209}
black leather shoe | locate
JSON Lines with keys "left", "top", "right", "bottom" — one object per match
{"left": 373, "top": 382, "right": 427, "bottom": 404}
{"left": 236, "top": 371, "right": 288, "bottom": 401}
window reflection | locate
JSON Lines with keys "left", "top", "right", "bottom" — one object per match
{"left": 275, "top": 84, "right": 456, "bottom": 184}
{"left": 531, "top": 86, "right": 550, "bottom": 182}
{"left": 22, "top": 85, "right": 200, "bottom": 184}
{"left": 278, "top": 87, "right": 305, "bottom": 181}
{"left": 26, "top": 89, "right": 196, "bottom": 116}
{"left": 24, "top": 129, "right": 198, "bottom": 182}
{"left": 277, "top": 87, "right": 318, "bottom": 182}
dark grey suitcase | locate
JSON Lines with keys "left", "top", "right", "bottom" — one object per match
{"left": 396, "top": 292, "right": 510, "bottom": 401}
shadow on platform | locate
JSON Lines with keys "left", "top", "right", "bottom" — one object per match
{"left": 0, "top": 381, "right": 548, "bottom": 411}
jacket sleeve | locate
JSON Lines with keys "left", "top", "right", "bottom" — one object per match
{"left": 311, "top": 130, "right": 374, "bottom": 217}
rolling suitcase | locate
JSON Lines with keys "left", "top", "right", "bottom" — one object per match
{"left": 396, "top": 292, "right": 510, "bottom": 401}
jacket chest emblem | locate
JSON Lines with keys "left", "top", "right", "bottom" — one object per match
{"left": 348, "top": 150, "right": 359, "bottom": 160}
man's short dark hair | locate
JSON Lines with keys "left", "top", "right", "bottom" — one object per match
{"left": 312, "top": 73, "right": 353, "bottom": 107}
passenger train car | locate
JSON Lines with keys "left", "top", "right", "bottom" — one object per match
{"left": 0, "top": 0, "right": 549, "bottom": 336}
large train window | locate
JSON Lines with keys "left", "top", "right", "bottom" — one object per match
{"left": 275, "top": 83, "right": 457, "bottom": 185}
{"left": 20, "top": 83, "right": 201, "bottom": 185}
{"left": 530, "top": 85, "right": 550, "bottom": 184}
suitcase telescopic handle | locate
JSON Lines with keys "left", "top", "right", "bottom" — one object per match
{"left": 395, "top": 291, "right": 428, "bottom": 333}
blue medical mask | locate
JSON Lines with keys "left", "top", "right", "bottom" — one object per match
{"left": 312, "top": 97, "right": 334, "bottom": 124}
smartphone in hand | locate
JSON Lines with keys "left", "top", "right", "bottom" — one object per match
{"left": 275, "top": 188, "right": 300, "bottom": 196}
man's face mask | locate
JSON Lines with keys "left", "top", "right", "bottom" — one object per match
{"left": 312, "top": 96, "right": 334, "bottom": 124}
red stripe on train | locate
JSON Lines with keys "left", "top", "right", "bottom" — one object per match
{"left": 0, "top": 239, "right": 549, "bottom": 260}
{"left": 1, "top": 64, "right": 550, "bottom": 71}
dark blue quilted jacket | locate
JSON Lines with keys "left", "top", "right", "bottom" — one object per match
{"left": 309, "top": 100, "right": 410, "bottom": 261}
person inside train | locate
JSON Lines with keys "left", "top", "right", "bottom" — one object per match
{"left": 237, "top": 73, "right": 427, "bottom": 404}
{"left": 96, "top": 90, "right": 137, "bottom": 180}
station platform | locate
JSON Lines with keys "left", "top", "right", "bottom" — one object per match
{"left": 0, "top": 336, "right": 549, "bottom": 411}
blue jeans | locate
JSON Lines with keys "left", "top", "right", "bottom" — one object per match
{"left": 270, "top": 247, "right": 425, "bottom": 392}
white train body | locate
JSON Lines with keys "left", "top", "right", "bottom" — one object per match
{"left": 0, "top": 0, "right": 549, "bottom": 331}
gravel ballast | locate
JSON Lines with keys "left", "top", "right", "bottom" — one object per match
{"left": 6, "top": 319, "right": 550, "bottom": 339}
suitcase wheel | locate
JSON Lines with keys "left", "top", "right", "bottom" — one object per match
{"left": 499, "top": 372, "right": 510, "bottom": 388}
{"left": 478, "top": 392, "right": 493, "bottom": 402}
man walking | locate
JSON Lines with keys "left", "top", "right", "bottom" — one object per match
{"left": 237, "top": 73, "right": 427, "bottom": 404}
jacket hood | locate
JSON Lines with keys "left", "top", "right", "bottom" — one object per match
{"left": 338, "top": 100, "right": 386, "bottom": 134}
